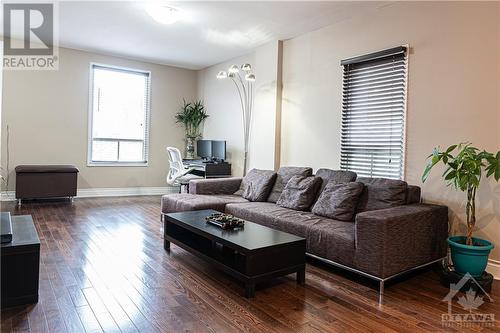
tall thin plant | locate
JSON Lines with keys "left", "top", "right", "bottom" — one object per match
{"left": 422, "top": 143, "right": 499, "bottom": 246}
{"left": 175, "top": 100, "right": 209, "bottom": 138}
{"left": 0, "top": 125, "right": 10, "bottom": 191}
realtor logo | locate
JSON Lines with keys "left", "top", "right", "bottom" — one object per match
{"left": 3, "top": 2, "right": 59, "bottom": 70}
{"left": 442, "top": 273, "right": 494, "bottom": 328}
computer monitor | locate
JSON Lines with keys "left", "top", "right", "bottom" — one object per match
{"left": 211, "top": 141, "right": 226, "bottom": 161}
{"left": 196, "top": 140, "right": 212, "bottom": 159}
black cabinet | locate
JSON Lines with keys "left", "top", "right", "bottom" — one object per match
{"left": 183, "top": 160, "right": 232, "bottom": 178}
{"left": 205, "top": 163, "right": 231, "bottom": 178}
{"left": 1, "top": 215, "right": 40, "bottom": 308}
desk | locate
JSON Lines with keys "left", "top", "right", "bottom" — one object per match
{"left": 183, "top": 160, "right": 232, "bottom": 178}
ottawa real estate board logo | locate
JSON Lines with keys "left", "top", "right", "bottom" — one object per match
{"left": 3, "top": 2, "right": 59, "bottom": 70}
{"left": 442, "top": 273, "right": 494, "bottom": 328}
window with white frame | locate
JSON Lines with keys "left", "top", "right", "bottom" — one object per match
{"left": 340, "top": 46, "right": 408, "bottom": 179}
{"left": 88, "top": 64, "right": 151, "bottom": 165}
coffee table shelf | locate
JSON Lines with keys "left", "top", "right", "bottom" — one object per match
{"left": 163, "top": 210, "right": 306, "bottom": 298}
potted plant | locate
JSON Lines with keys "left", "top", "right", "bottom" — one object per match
{"left": 422, "top": 143, "right": 499, "bottom": 276}
{"left": 175, "top": 100, "right": 209, "bottom": 159}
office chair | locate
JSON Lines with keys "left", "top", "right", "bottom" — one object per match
{"left": 166, "top": 147, "right": 203, "bottom": 193}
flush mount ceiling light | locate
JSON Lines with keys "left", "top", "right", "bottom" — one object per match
{"left": 145, "top": 4, "right": 182, "bottom": 24}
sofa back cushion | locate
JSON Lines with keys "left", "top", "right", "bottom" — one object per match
{"left": 312, "top": 181, "right": 364, "bottom": 221}
{"left": 356, "top": 177, "right": 408, "bottom": 212}
{"left": 406, "top": 185, "right": 421, "bottom": 204}
{"left": 267, "top": 166, "right": 313, "bottom": 203}
{"left": 315, "top": 168, "right": 357, "bottom": 193}
{"left": 235, "top": 169, "right": 277, "bottom": 202}
{"left": 276, "top": 175, "right": 321, "bottom": 211}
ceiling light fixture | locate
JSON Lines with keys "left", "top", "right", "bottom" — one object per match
{"left": 145, "top": 4, "right": 182, "bottom": 25}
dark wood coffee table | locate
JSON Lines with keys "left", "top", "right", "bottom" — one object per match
{"left": 163, "top": 209, "right": 306, "bottom": 297}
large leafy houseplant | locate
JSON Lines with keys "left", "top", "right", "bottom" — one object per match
{"left": 422, "top": 143, "right": 499, "bottom": 276}
{"left": 175, "top": 100, "right": 209, "bottom": 139}
{"left": 175, "top": 100, "right": 209, "bottom": 159}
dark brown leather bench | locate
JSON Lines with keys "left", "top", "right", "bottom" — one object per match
{"left": 15, "top": 165, "right": 79, "bottom": 204}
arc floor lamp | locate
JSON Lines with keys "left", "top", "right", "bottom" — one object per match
{"left": 216, "top": 64, "right": 255, "bottom": 176}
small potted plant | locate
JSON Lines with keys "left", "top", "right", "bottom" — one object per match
{"left": 175, "top": 100, "right": 209, "bottom": 159}
{"left": 422, "top": 143, "right": 499, "bottom": 276}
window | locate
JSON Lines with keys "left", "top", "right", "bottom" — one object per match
{"left": 340, "top": 46, "right": 408, "bottom": 179}
{"left": 88, "top": 63, "right": 151, "bottom": 166}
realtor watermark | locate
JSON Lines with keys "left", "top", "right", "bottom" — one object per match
{"left": 3, "top": 1, "right": 59, "bottom": 70}
{"left": 442, "top": 273, "right": 494, "bottom": 328}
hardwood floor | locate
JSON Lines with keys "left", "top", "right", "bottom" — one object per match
{"left": 1, "top": 196, "right": 498, "bottom": 333}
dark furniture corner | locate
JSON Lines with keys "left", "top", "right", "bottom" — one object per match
{"left": 1, "top": 215, "right": 40, "bottom": 308}
{"left": 15, "top": 165, "right": 79, "bottom": 204}
{"left": 163, "top": 209, "right": 306, "bottom": 298}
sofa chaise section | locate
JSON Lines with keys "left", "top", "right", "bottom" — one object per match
{"left": 161, "top": 177, "right": 245, "bottom": 214}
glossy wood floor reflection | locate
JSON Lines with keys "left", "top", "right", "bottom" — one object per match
{"left": 1, "top": 197, "right": 499, "bottom": 333}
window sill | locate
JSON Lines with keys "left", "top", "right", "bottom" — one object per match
{"left": 87, "top": 162, "right": 149, "bottom": 167}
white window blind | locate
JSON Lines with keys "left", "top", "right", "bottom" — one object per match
{"left": 88, "top": 64, "right": 151, "bottom": 165}
{"left": 340, "top": 46, "right": 408, "bottom": 179}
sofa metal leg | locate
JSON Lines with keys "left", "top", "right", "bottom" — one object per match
{"left": 17, "top": 199, "right": 22, "bottom": 206}
{"left": 379, "top": 280, "right": 384, "bottom": 305}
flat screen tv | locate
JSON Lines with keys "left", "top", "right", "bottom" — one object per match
{"left": 196, "top": 140, "right": 226, "bottom": 161}
{"left": 211, "top": 141, "right": 226, "bottom": 161}
{"left": 196, "top": 140, "right": 212, "bottom": 159}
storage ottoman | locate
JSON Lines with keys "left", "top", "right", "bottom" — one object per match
{"left": 15, "top": 165, "right": 79, "bottom": 204}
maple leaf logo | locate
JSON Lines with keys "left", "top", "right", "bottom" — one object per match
{"left": 457, "top": 288, "right": 484, "bottom": 311}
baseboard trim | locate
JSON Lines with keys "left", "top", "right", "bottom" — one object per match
{"left": 77, "top": 186, "right": 178, "bottom": 198}
{"left": 487, "top": 259, "right": 500, "bottom": 280}
{"left": 0, "top": 191, "right": 15, "bottom": 201}
{"left": 1, "top": 186, "right": 179, "bottom": 201}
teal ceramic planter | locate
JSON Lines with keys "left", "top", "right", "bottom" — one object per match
{"left": 448, "top": 236, "right": 494, "bottom": 277}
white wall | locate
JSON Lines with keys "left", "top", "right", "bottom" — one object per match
{"left": 1, "top": 47, "right": 197, "bottom": 189}
{"left": 281, "top": 2, "right": 500, "bottom": 260}
{"left": 197, "top": 41, "right": 281, "bottom": 176}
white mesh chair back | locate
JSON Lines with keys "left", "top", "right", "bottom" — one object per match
{"left": 166, "top": 147, "right": 184, "bottom": 185}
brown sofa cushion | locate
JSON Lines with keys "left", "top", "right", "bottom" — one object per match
{"left": 161, "top": 193, "right": 248, "bottom": 214}
{"left": 225, "top": 202, "right": 355, "bottom": 266}
{"left": 312, "top": 182, "right": 364, "bottom": 221}
{"left": 234, "top": 169, "right": 277, "bottom": 202}
{"left": 315, "top": 168, "right": 357, "bottom": 193}
{"left": 277, "top": 176, "right": 321, "bottom": 211}
{"left": 356, "top": 177, "right": 408, "bottom": 212}
{"left": 267, "top": 166, "right": 313, "bottom": 203}
{"left": 406, "top": 185, "right": 421, "bottom": 204}
{"left": 189, "top": 177, "right": 243, "bottom": 195}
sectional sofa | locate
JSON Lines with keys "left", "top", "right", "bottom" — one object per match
{"left": 161, "top": 167, "right": 448, "bottom": 295}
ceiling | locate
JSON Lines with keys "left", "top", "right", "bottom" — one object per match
{"left": 8, "top": 1, "right": 390, "bottom": 70}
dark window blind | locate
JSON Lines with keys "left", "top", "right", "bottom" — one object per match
{"left": 340, "top": 46, "right": 407, "bottom": 179}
